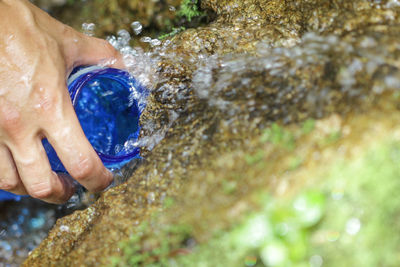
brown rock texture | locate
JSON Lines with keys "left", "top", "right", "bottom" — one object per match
{"left": 24, "top": 0, "right": 400, "bottom": 265}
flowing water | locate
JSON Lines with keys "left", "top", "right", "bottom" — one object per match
{"left": 5, "top": 0, "right": 400, "bottom": 265}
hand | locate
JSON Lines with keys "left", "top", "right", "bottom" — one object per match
{"left": 0, "top": 0, "right": 122, "bottom": 203}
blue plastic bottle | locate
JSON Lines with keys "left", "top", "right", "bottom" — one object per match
{"left": 44, "top": 65, "right": 148, "bottom": 171}
{"left": 0, "top": 66, "right": 147, "bottom": 201}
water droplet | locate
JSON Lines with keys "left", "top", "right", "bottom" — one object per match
{"left": 140, "top": 36, "right": 152, "bottom": 43}
{"left": 82, "top": 23, "right": 95, "bottom": 36}
{"left": 293, "top": 192, "right": 325, "bottom": 227}
{"left": 310, "top": 255, "right": 323, "bottom": 267}
{"left": 326, "top": 230, "right": 340, "bottom": 242}
{"left": 60, "top": 225, "right": 70, "bottom": 232}
{"left": 131, "top": 21, "right": 143, "bottom": 35}
{"left": 260, "top": 241, "right": 288, "bottom": 266}
{"left": 117, "top": 29, "right": 131, "bottom": 46}
{"left": 234, "top": 215, "right": 272, "bottom": 248}
{"left": 331, "top": 187, "right": 344, "bottom": 200}
{"left": 346, "top": 218, "right": 361, "bottom": 235}
{"left": 150, "top": 39, "right": 162, "bottom": 47}
{"left": 244, "top": 255, "right": 257, "bottom": 266}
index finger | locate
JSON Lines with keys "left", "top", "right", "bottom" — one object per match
{"left": 43, "top": 88, "right": 113, "bottom": 192}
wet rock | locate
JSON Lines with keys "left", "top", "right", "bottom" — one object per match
{"left": 24, "top": 0, "right": 400, "bottom": 265}
{"left": 49, "top": 0, "right": 183, "bottom": 37}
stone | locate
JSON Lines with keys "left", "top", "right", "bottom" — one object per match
{"left": 24, "top": 0, "right": 400, "bottom": 265}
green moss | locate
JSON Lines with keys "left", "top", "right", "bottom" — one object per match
{"left": 177, "top": 0, "right": 205, "bottom": 22}
{"left": 112, "top": 221, "right": 193, "bottom": 267}
{"left": 301, "top": 119, "right": 315, "bottom": 135}
{"left": 159, "top": 27, "right": 186, "bottom": 40}
{"left": 171, "top": 140, "right": 400, "bottom": 267}
{"left": 245, "top": 149, "right": 265, "bottom": 165}
{"left": 222, "top": 180, "right": 238, "bottom": 195}
{"left": 158, "top": 0, "right": 206, "bottom": 40}
{"left": 261, "top": 123, "right": 295, "bottom": 150}
{"left": 322, "top": 131, "right": 342, "bottom": 145}
{"left": 312, "top": 142, "right": 400, "bottom": 266}
{"left": 173, "top": 191, "right": 326, "bottom": 266}
{"left": 287, "top": 157, "right": 303, "bottom": 171}
{"left": 163, "top": 197, "right": 176, "bottom": 209}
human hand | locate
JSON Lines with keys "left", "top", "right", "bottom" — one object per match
{"left": 0, "top": 0, "right": 123, "bottom": 203}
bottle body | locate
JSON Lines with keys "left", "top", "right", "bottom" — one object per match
{"left": 44, "top": 66, "right": 148, "bottom": 172}
{"left": 0, "top": 190, "right": 22, "bottom": 202}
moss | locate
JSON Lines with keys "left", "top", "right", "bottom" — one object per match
{"left": 172, "top": 191, "right": 326, "bottom": 266}
{"left": 301, "top": 119, "right": 315, "bottom": 135}
{"left": 322, "top": 131, "right": 342, "bottom": 145}
{"left": 312, "top": 142, "right": 400, "bottom": 266}
{"left": 287, "top": 156, "right": 303, "bottom": 171}
{"left": 158, "top": 27, "right": 186, "bottom": 40}
{"left": 260, "top": 123, "right": 296, "bottom": 150}
{"left": 170, "top": 140, "right": 400, "bottom": 266}
{"left": 245, "top": 149, "right": 266, "bottom": 165}
{"left": 111, "top": 221, "right": 193, "bottom": 267}
{"left": 177, "top": 0, "right": 205, "bottom": 22}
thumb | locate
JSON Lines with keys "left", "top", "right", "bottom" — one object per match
{"left": 73, "top": 35, "right": 125, "bottom": 69}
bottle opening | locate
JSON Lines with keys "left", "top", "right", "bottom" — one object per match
{"left": 44, "top": 66, "right": 148, "bottom": 172}
{"left": 73, "top": 72, "right": 140, "bottom": 159}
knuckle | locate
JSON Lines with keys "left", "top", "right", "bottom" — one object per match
{"left": 16, "top": 156, "right": 36, "bottom": 170}
{"left": 69, "top": 156, "right": 96, "bottom": 181}
{"left": 61, "top": 24, "right": 76, "bottom": 39}
{"left": 103, "top": 40, "right": 118, "bottom": 57}
{"left": 31, "top": 85, "right": 61, "bottom": 114}
{"left": 0, "top": 178, "right": 19, "bottom": 191}
{"left": 30, "top": 188, "right": 53, "bottom": 199}
{"left": 0, "top": 105, "right": 22, "bottom": 136}
{"left": 28, "top": 181, "right": 53, "bottom": 199}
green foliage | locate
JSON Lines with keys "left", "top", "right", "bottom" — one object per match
{"left": 163, "top": 197, "right": 176, "bottom": 209}
{"left": 301, "top": 119, "right": 315, "bottom": 135}
{"left": 245, "top": 149, "right": 265, "bottom": 165}
{"left": 174, "top": 191, "right": 326, "bottom": 267}
{"left": 261, "top": 123, "right": 295, "bottom": 150}
{"left": 158, "top": 27, "right": 186, "bottom": 40}
{"left": 288, "top": 156, "right": 303, "bottom": 171}
{"left": 222, "top": 180, "right": 238, "bottom": 195}
{"left": 110, "top": 123, "right": 400, "bottom": 266}
{"left": 323, "top": 131, "right": 342, "bottom": 145}
{"left": 312, "top": 142, "right": 400, "bottom": 266}
{"left": 158, "top": 0, "right": 205, "bottom": 40}
{"left": 111, "top": 222, "right": 192, "bottom": 267}
{"left": 177, "top": 0, "right": 205, "bottom": 22}
{"left": 175, "top": 140, "right": 400, "bottom": 266}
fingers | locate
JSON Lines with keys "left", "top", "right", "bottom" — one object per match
{"left": 10, "top": 137, "right": 75, "bottom": 204}
{"left": 44, "top": 94, "right": 113, "bottom": 192}
{"left": 0, "top": 144, "right": 27, "bottom": 195}
{"left": 73, "top": 34, "right": 125, "bottom": 69}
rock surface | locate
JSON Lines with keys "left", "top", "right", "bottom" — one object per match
{"left": 48, "top": 0, "right": 184, "bottom": 37}
{"left": 24, "top": 0, "right": 400, "bottom": 265}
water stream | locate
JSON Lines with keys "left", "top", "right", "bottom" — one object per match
{"left": 4, "top": 0, "right": 400, "bottom": 265}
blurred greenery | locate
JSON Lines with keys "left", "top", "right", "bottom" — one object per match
{"left": 111, "top": 139, "right": 400, "bottom": 266}
{"left": 313, "top": 142, "right": 400, "bottom": 266}
{"left": 261, "top": 123, "right": 295, "bottom": 150}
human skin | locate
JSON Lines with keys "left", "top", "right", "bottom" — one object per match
{"left": 0, "top": 0, "right": 123, "bottom": 203}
